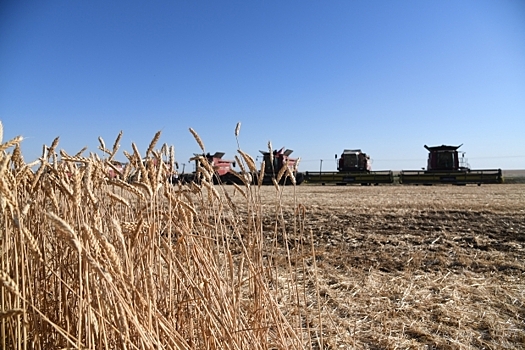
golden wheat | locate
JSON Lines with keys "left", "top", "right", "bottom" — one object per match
{"left": 276, "top": 163, "right": 288, "bottom": 184}
{"left": 146, "top": 130, "right": 161, "bottom": 157}
{"left": 237, "top": 149, "right": 257, "bottom": 174}
{"left": 21, "top": 226, "right": 44, "bottom": 263}
{"left": 47, "top": 136, "right": 60, "bottom": 156}
{"left": 110, "top": 130, "right": 123, "bottom": 160}
{"left": 0, "top": 270, "right": 21, "bottom": 297}
{"left": 0, "top": 135, "right": 23, "bottom": 153}
{"left": 47, "top": 212, "right": 83, "bottom": 253}
{"left": 189, "top": 127, "right": 205, "bottom": 152}
{"left": 0, "top": 125, "right": 321, "bottom": 350}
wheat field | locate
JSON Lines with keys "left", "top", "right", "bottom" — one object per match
{"left": 1, "top": 124, "right": 524, "bottom": 349}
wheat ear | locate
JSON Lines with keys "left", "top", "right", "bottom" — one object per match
{"left": 238, "top": 149, "right": 257, "bottom": 173}
{"left": 0, "top": 270, "right": 21, "bottom": 297}
{"left": 146, "top": 130, "right": 161, "bottom": 156}
{"left": 0, "top": 135, "right": 23, "bottom": 152}
{"left": 189, "top": 128, "right": 205, "bottom": 152}
{"left": 110, "top": 130, "right": 123, "bottom": 160}
{"left": 276, "top": 163, "right": 288, "bottom": 184}
{"left": 47, "top": 212, "right": 82, "bottom": 253}
{"left": 47, "top": 136, "right": 60, "bottom": 159}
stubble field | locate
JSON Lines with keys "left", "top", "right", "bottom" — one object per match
{"left": 251, "top": 184, "right": 525, "bottom": 348}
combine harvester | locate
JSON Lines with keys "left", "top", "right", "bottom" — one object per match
{"left": 179, "top": 148, "right": 305, "bottom": 185}
{"left": 256, "top": 147, "right": 305, "bottom": 185}
{"left": 399, "top": 144, "right": 503, "bottom": 185}
{"left": 179, "top": 152, "right": 244, "bottom": 184}
{"left": 304, "top": 149, "right": 394, "bottom": 185}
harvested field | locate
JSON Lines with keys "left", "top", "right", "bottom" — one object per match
{"left": 248, "top": 184, "right": 525, "bottom": 348}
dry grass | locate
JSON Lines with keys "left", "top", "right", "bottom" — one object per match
{"left": 1, "top": 123, "right": 524, "bottom": 349}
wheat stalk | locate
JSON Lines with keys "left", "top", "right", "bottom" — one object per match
{"left": 238, "top": 149, "right": 257, "bottom": 173}
{"left": 146, "top": 130, "right": 161, "bottom": 157}
{"left": 110, "top": 130, "right": 123, "bottom": 160}
{"left": 21, "top": 226, "right": 44, "bottom": 263}
{"left": 189, "top": 128, "right": 205, "bottom": 152}
{"left": 0, "top": 152, "right": 11, "bottom": 171}
{"left": 47, "top": 212, "right": 83, "bottom": 253}
{"left": 276, "top": 163, "right": 288, "bottom": 184}
{"left": 11, "top": 143, "right": 23, "bottom": 168}
{"left": 234, "top": 122, "right": 241, "bottom": 137}
{"left": 47, "top": 136, "right": 60, "bottom": 158}
{"left": 286, "top": 166, "right": 296, "bottom": 185}
{"left": 0, "top": 135, "right": 23, "bottom": 153}
{"left": 0, "top": 176, "right": 17, "bottom": 209}
{"left": 106, "top": 190, "right": 131, "bottom": 208}
{"left": 110, "top": 178, "right": 145, "bottom": 200}
{"left": 232, "top": 182, "right": 247, "bottom": 198}
{"left": 258, "top": 160, "right": 265, "bottom": 187}
{"left": 0, "top": 270, "right": 21, "bottom": 297}
{"left": 98, "top": 136, "right": 111, "bottom": 155}
{"left": 92, "top": 227, "right": 123, "bottom": 277}
{"left": 74, "top": 146, "right": 88, "bottom": 158}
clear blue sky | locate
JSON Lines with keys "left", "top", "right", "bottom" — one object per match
{"left": 1, "top": 0, "right": 524, "bottom": 171}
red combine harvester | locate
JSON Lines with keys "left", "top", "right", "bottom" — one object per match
{"left": 257, "top": 147, "right": 305, "bottom": 185}
{"left": 304, "top": 149, "right": 394, "bottom": 185}
{"left": 179, "top": 152, "right": 244, "bottom": 184}
{"left": 399, "top": 144, "right": 502, "bottom": 185}
{"left": 178, "top": 148, "right": 304, "bottom": 185}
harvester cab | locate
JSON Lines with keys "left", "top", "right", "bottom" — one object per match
{"left": 337, "top": 149, "right": 371, "bottom": 172}
{"left": 202, "top": 152, "right": 236, "bottom": 176}
{"left": 424, "top": 144, "right": 464, "bottom": 171}
{"left": 181, "top": 152, "right": 238, "bottom": 184}
{"left": 259, "top": 147, "right": 304, "bottom": 185}
{"left": 260, "top": 147, "right": 297, "bottom": 175}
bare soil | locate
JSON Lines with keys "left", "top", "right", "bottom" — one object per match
{"left": 254, "top": 184, "right": 525, "bottom": 349}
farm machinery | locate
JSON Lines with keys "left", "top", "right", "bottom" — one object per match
{"left": 304, "top": 149, "right": 394, "bottom": 185}
{"left": 177, "top": 148, "right": 305, "bottom": 185}
{"left": 255, "top": 147, "right": 305, "bottom": 185}
{"left": 178, "top": 152, "right": 244, "bottom": 184}
{"left": 399, "top": 144, "right": 503, "bottom": 185}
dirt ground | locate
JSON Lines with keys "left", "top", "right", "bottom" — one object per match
{"left": 252, "top": 184, "right": 525, "bottom": 349}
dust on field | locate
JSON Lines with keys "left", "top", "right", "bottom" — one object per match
{"left": 254, "top": 184, "right": 525, "bottom": 349}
